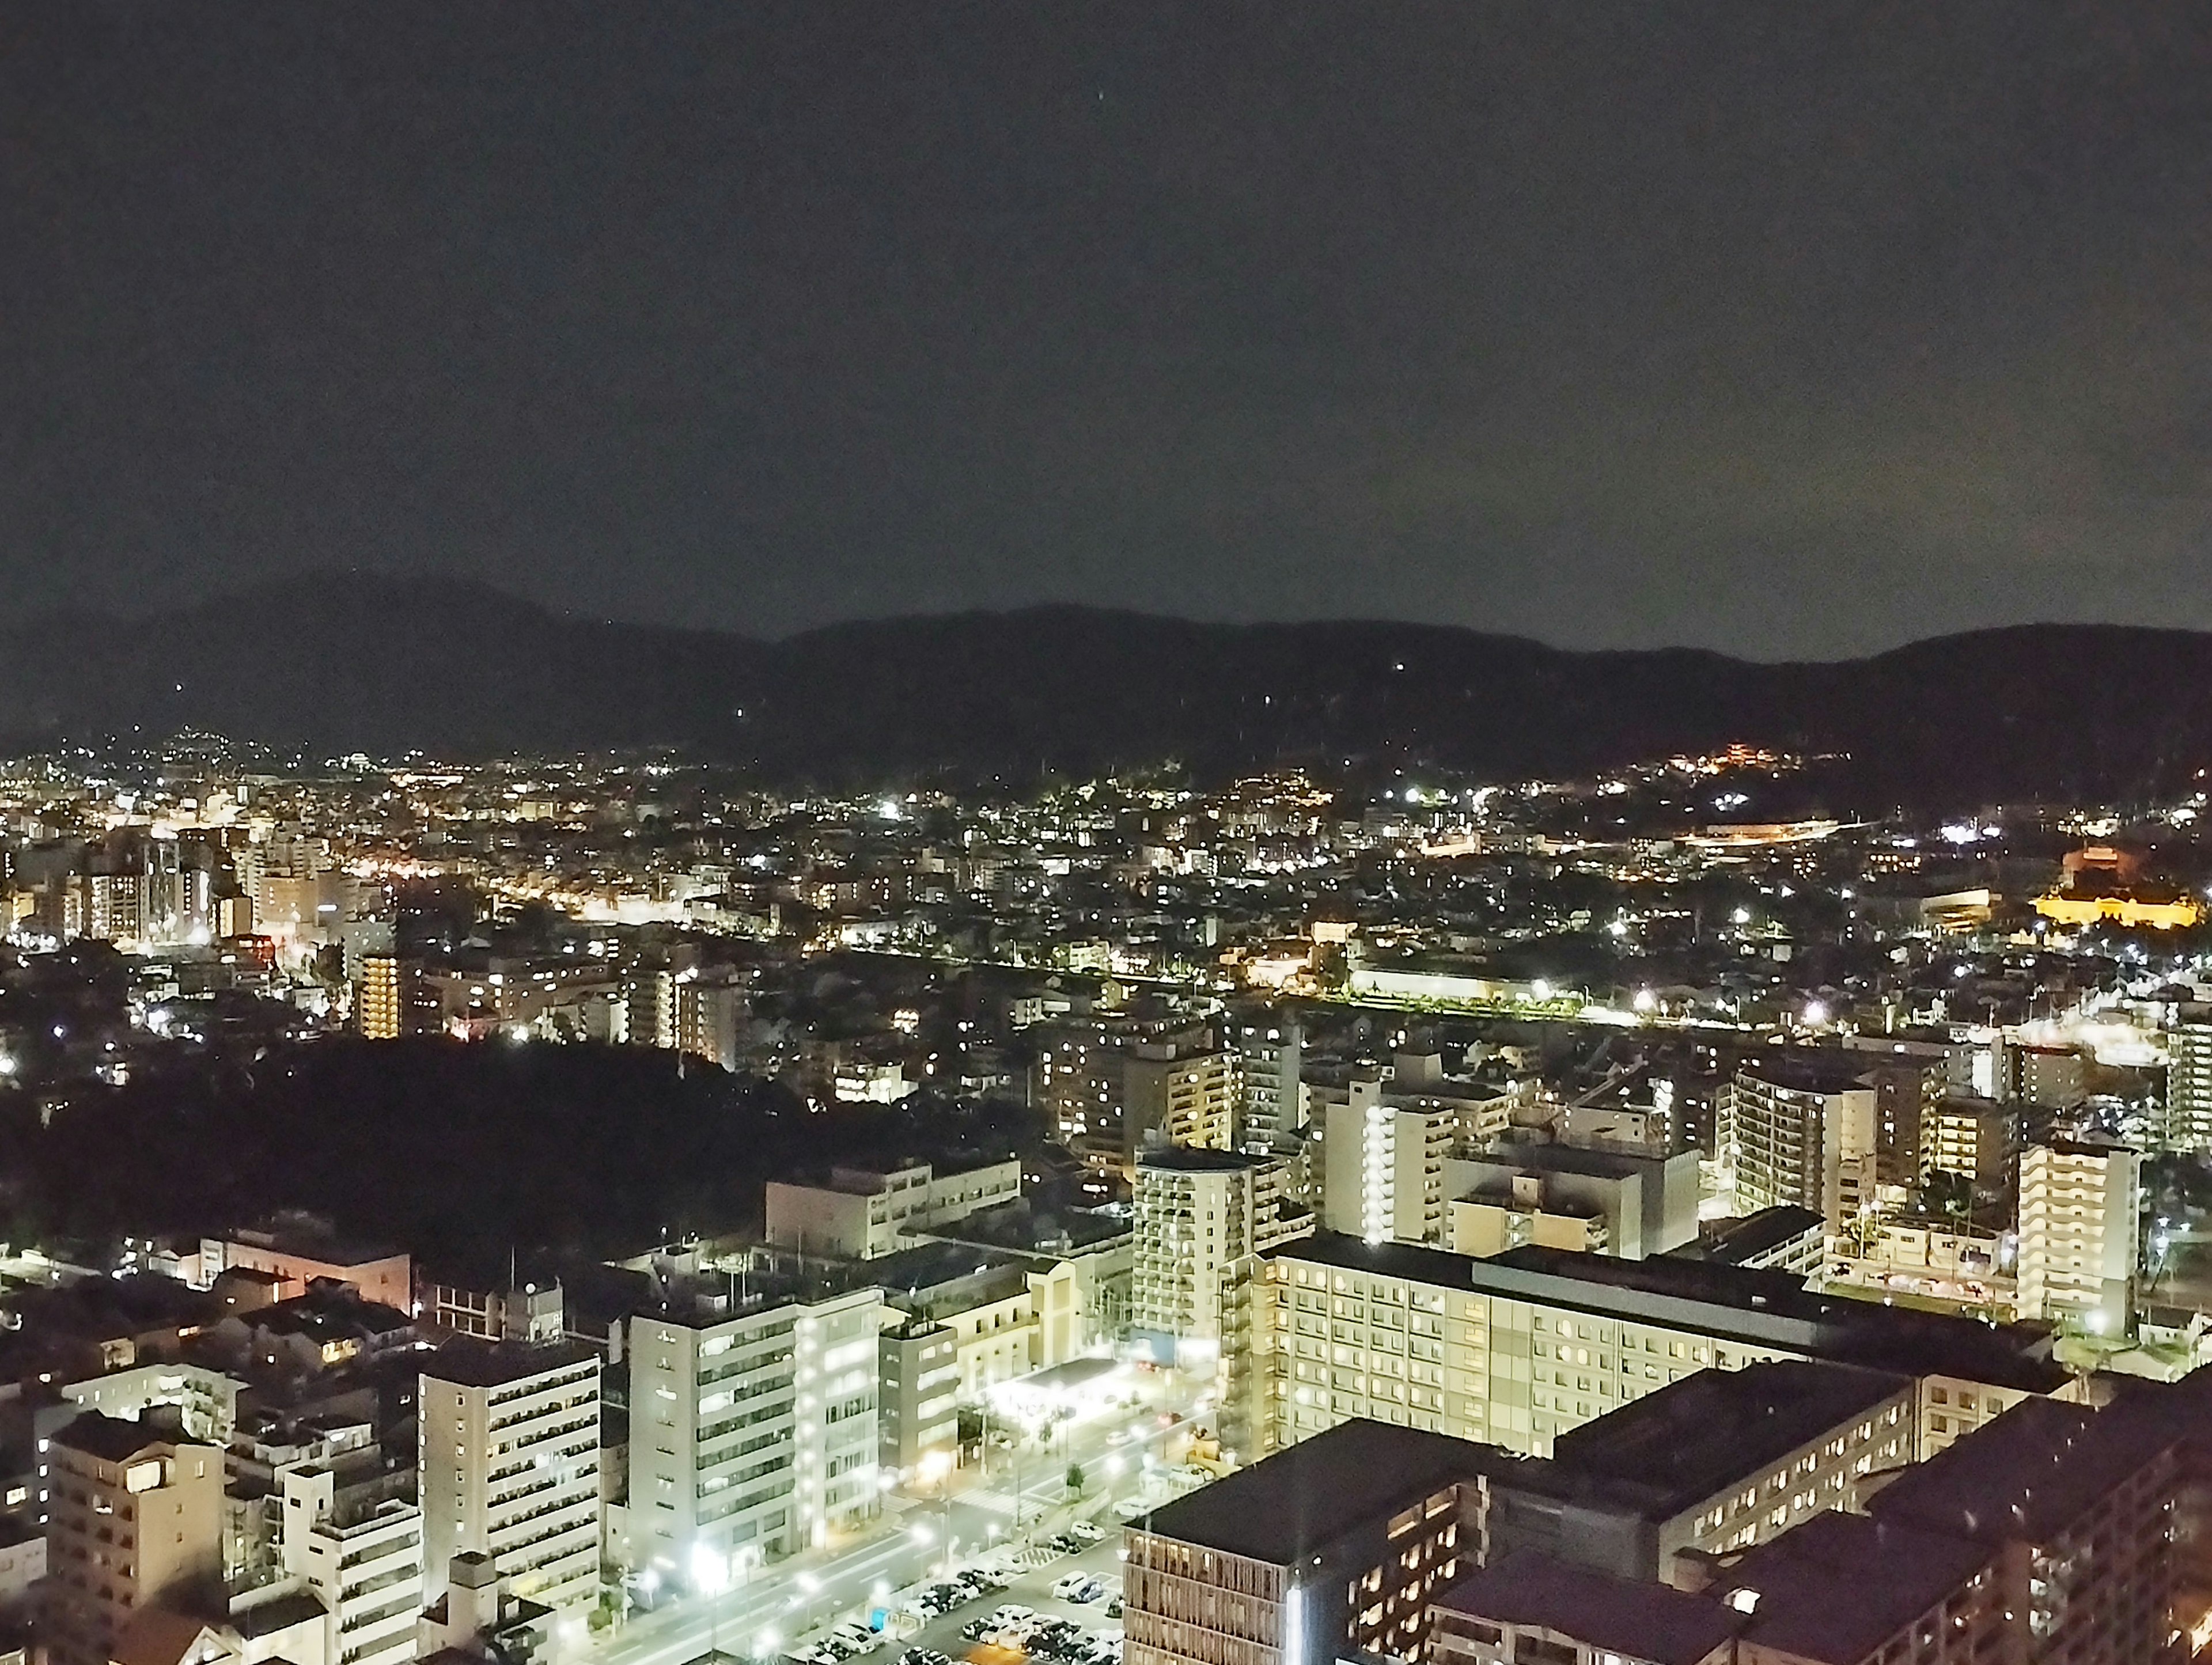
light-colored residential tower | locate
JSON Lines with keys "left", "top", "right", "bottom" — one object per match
{"left": 2018, "top": 1136, "right": 2140, "bottom": 1332}
{"left": 627, "top": 1281, "right": 883, "bottom": 1580}
{"left": 418, "top": 1339, "right": 602, "bottom": 1614}
{"left": 44, "top": 1413, "right": 225, "bottom": 1665}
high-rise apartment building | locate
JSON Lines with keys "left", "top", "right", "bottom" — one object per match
{"left": 280, "top": 1466, "right": 423, "bottom": 1665}
{"left": 418, "top": 1339, "right": 602, "bottom": 1614}
{"left": 1918, "top": 1095, "right": 2018, "bottom": 1193}
{"left": 1718, "top": 1062, "right": 1877, "bottom": 1230}
{"left": 1034, "top": 1019, "right": 1130, "bottom": 1163}
{"left": 1133, "top": 1148, "right": 1311, "bottom": 1451}
{"left": 357, "top": 951, "right": 404, "bottom": 1040}
{"left": 2017, "top": 1136, "right": 2140, "bottom": 1330}
{"left": 1317, "top": 1080, "right": 1455, "bottom": 1245}
{"left": 674, "top": 976, "right": 746, "bottom": 1070}
{"left": 2169, "top": 1018, "right": 2212, "bottom": 1153}
{"left": 622, "top": 969, "right": 676, "bottom": 1049}
{"left": 1134, "top": 1148, "right": 1310, "bottom": 1363}
{"left": 44, "top": 1413, "right": 225, "bottom": 1665}
{"left": 628, "top": 1282, "right": 883, "bottom": 1577}
{"left": 1237, "top": 1022, "right": 1305, "bottom": 1151}
{"left": 1125, "top": 1037, "right": 1240, "bottom": 1166}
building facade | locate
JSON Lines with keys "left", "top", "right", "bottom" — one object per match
{"left": 418, "top": 1339, "right": 602, "bottom": 1613}
{"left": 44, "top": 1414, "right": 225, "bottom": 1665}
{"left": 627, "top": 1283, "right": 882, "bottom": 1576}
{"left": 2017, "top": 1136, "right": 2140, "bottom": 1331}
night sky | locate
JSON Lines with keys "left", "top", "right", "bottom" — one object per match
{"left": 5, "top": 4, "right": 2210, "bottom": 657}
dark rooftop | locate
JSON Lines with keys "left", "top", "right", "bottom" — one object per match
{"left": 1673, "top": 1206, "right": 1825, "bottom": 1266}
{"left": 421, "top": 1336, "right": 602, "bottom": 1390}
{"left": 1867, "top": 1393, "right": 2179, "bottom": 1546}
{"left": 1725, "top": 1511, "right": 1993, "bottom": 1663}
{"left": 52, "top": 1409, "right": 196, "bottom": 1464}
{"left": 865, "top": 1241, "right": 1032, "bottom": 1318}
{"left": 1457, "top": 1139, "right": 1680, "bottom": 1182}
{"left": 1136, "top": 1146, "right": 1274, "bottom": 1174}
{"left": 1549, "top": 1363, "right": 1912, "bottom": 1516}
{"left": 1133, "top": 1417, "right": 1483, "bottom": 1563}
{"left": 1432, "top": 1552, "right": 1742, "bottom": 1665}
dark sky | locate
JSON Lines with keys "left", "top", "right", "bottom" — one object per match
{"left": 5, "top": 4, "right": 2211, "bottom": 657}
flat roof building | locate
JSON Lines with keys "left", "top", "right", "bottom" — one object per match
{"left": 1262, "top": 1233, "right": 2073, "bottom": 1460}
{"left": 1124, "top": 1420, "right": 1480, "bottom": 1665}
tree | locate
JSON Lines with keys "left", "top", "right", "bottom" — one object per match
{"left": 1065, "top": 1462, "right": 1085, "bottom": 1496}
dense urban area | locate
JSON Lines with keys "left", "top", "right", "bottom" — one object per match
{"left": 12, "top": 733, "right": 2212, "bottom": 1665}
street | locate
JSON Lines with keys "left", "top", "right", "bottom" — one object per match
{"left": 584, "top": 1368, "right": 1206, "bottom": 1665}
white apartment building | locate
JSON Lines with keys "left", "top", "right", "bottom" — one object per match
{"left": 628, "top": 1283, "right": 882, "bottom": 1579}
{"left": 281, "top": 1467, "right": 423, "bottom": 1665}
{"left": 1134, "top": 1148, "right": 1312, "bottom": 1455}
{"left": 418, "top": 1340, "right": 602, "bottom": 1614}
{"left": 1259, "top": 1234, "right": 2077, "bottom": 1464}
{"left": 764, "top": 1158, "right": 1022, "bottom": 1260}
{"left": 2168, "top": 1020, "right": 2212, "bottom": 1153}
{"left": 2018, "top": 1137, "right": 2140, "bottom": 1332}
{"left": 1237, "top": 1023, "right": 1305, "bottom": 1149}
{"left": 1719, "top": 1064, "right": 1877, "bottom": 1229}
{"left": 1133, "top": 1148, "right": 1311, "bottom": 1362}
{"left": 1317, "top": 1080, "right": 1455, "bottom": 1245}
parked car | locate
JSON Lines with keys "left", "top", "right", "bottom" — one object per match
{"left": 1069, "top": 1580, "right": 1105, "bottom": 1604}
{"left": 961, "top": 1622, "right": 995, "bottom": 1643}
{"left": 1067, "top": 1521, "right": 1105, "bottom": 1543}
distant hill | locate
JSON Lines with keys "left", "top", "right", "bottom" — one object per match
{"left": 2, "top": 575, "right": 2209, "bottom": 809}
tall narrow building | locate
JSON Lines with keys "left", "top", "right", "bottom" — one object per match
{"left": 418, "top": 1339, "right": 602, "bottom": 1614}
{"left": 2018, "top": 1136, "right": 2140, "bottom": 1332}
{"left": 628, "top": 1281, "right": 884, "bottom": 1578}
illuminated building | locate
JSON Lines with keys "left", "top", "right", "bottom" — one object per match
{"left": 1125, "top": 1034, "right": 1240, "bottom": 1165}
{"left": 1237, "top": 1022, "right": 1304, "bottom": 1150}
{"left": 764, "top": 1157, "right": 1022, "bottom": 1261}
{"left": 674, "top": 974, "right": 745, "bottom": 1069}
{"left": 1135, "top": 1148, "right": 1309, "bottom": 1363}
{"left": 279, "top": 1466, "right": 423, "bottom": 1665}
{"left": 1445, "top": 1136, "right": 1700, "bottom": 1261}
{"left": 877, "top": 1317, "right": 959, "bottom": 1486}
{"left": 1124, "top": 1419, "right": 1479, "bottom": 1665}
{"left": 1260, "top": 1235, "right": 2074, "bottom": 1462}
{"left": 627, "top": 1281, "right": 882, "bottom": 1570}
{"left": 1317, "top": 1075, "right": 1455, "bottom": 1245}
{"left": 1717, "top": 1062, "right": 1877, "bottom": 1231}
{"left": 44, "top": 1413, "right": 224, "bottom": 1665}
{"left": 2167, "top": 1018, "right": 2212, "bottom": 1154}
{"left": 1918, "top": 1095, "right": 2017, "bottom": 1192}
{"left": 357, "top": 950, "right": 403, "bottom": 1039}
{"left": 2033, "top": 846, "right": 2203, "bottom": 929}
{"left": 1431, "top": 1368, "right": 2212, "bottom": 1665}
{"left": 2017, "top": 1136, "right": 2139, "bottom": 1332}
{"left": 418, "top": 1338, "right": 602, "bottom": 1613}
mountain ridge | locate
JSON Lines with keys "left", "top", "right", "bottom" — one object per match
{"left": 2, "top": 575, "right": 2208, "bottom": 809}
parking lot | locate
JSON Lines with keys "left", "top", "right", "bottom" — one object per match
{"left": 785, "top": 1524, "right": 1127, "bottom": 1665}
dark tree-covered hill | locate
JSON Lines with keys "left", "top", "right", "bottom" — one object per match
{"left": 3, "top": 575, "right": 2211, "bottom": 807}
